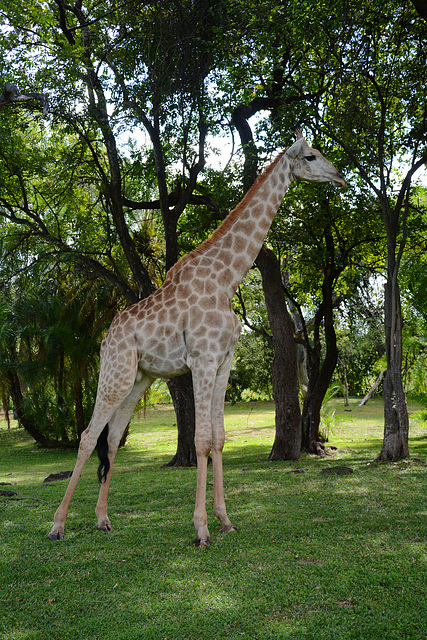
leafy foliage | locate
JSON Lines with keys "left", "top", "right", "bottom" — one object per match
{"left": 0, "top": 267, "right": 118, "bottom": 445}
{"left": 0, "top": 0, "right": 427, "bottom": 454}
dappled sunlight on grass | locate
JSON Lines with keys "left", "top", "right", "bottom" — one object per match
{"left": 2, "top": 631, "right": 39, "bottom": 640}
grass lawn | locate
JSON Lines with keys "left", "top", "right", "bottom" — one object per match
{"left": 1, "top": 397, "right": 426, "bottom": 640}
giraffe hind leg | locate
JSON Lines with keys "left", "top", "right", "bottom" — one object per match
{"left": 94, "top": 374, "right": 154, "bottom": 533}
{"left": 47, "top": 420, "right": 108, "bottom": 540}
{"left": 48, "top": 337, "right": 145, "bottom": 540}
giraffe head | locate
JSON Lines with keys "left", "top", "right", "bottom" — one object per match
{"left": 287, "top": 129, "right": 347, "bottom": 188}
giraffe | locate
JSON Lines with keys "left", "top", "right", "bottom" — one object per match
{"left": 48, "top": 130, "right": 346, "bottom": 546}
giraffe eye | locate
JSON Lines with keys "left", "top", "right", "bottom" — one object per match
{"left": 305, "top": 155, "right": 316, "bottom": 161}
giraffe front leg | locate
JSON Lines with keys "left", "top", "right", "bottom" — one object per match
{"left": 191, "top": 363, "right": 217, "bottom": 547}
{"left": 212, "top": 449, "right": 238, "bottom": 534}
{"left": 193, "top": 447, "right": 211, "bottom": 546}
{"left": 211, "top": 347, "right": 239, "bottom": 536}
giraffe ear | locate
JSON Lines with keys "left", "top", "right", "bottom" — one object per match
{"left": 287, "top": 138, "right": 305, "bottom": 158}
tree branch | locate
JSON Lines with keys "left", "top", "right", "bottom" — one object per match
{"left": 122, "top": 190, "right": 220, "bottom": 213}
{"left": 235, "top": 286, "right": 272, "bottom": 345}
{"left": 0, "top": 83, "right": 49, "bottom": 117}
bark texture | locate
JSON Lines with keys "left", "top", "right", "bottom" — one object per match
{"left": 377, "top": 266, "right": 409, "bottom": 459}
{"left": 165, "top": 373, "right": 197, "bottom": 466}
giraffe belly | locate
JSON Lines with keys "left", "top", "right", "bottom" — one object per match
{"left": 136, "top": 336, "right": 189, "bottom": 379}
{"left": 137, "top": 357, "right": 190, "bottom": 379}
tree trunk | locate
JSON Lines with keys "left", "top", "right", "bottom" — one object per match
{"left": 358, "top": 369, "right": 385, "bottom": 407}
{"left": 301, "top": 334, "right": 338, "bottom": 453}
{"left": 377, "top": 268, "right": 409, "bottom": 459}
{"left": 301, "top": 231, "right": 338, "bottom": 452}
{"left": 256, "top": 246, "right": 301, "bottom": 460}
{"left": 165, "top": 372, "right": 197, "bottom": 466}
{"left": 300, "top": 338, "right": 322, "bottom": 451}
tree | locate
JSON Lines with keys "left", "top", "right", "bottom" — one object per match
{"left": 316, "top": 1, "right": 427, "bottom": 459}
{"left": 1, "top": 0, "right": 426, "bottom": 465}
{"left": 238, "top": 0, "right": 427, "bottom": 458}
{"left": 229, "top": 0, "right": 427, "bottom": 459}
{"left": 0, "top": 0, "right": 227, "bottom": 462}
{"left": 273, "top": 180, "right": 383, "bottom": 451}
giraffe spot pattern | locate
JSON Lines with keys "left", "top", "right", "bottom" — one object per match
{"left": 199, "top": 294, "right": 217, "bottom": 309}
{"left": 244, "top": 220, "right": 256, "bottom": 234}
{"left": 219, "top": 267, "right": 233, "bottom": 282}
{"left": 251, "top": 203, "right": 266, "bottom": 217}
{"left": 192, "top": 324, "right": 207, "bottom": 338}
{"left": 231, "top": 255, "right": 249, "bottom": 273}
{"left": 232, "top": 234, "right": 248, "bottom": 254}
{"left": 221, "top": 235, "right": 233, "bottom": 250}
{"left": 205, "top": 310, "right": 224, "bottom": 327}
{"left": 190, "top": 307, "right": 204, "bottom": 325}
{"left": 187, "top": 293, "right": 199, "bottom": 306}
{"left": 253, "top": 224, "right": 266, "bottom": 242}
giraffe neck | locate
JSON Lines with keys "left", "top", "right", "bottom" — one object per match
{"left": 199, "top": 151, "right": 293, "bottom": 297}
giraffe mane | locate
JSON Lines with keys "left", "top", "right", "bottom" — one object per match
{"left": 165, "top": 149, "right": 288, "bottom": 281}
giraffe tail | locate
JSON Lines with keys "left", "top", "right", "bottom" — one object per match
{"left": 96, "top": 424, "right": 110, "bottom": 484}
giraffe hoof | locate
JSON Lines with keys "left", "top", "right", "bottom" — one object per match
{"left": 98, "top": 523, "right": 112, "bottom": 532}
{"left": 193, "top": 536, "right": 211, "bottom": 547}
{"left": 47, "top": 531, "right": 64, "bottom": 541}
{"left": 220, "top": 525, "right": 238, "bottom": 534}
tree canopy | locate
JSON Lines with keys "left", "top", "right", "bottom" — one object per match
{"left": 0, "top": 0, "right": 426, "bottom": 459}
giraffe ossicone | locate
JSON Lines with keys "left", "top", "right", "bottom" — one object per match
{"left": 48, "top": 133, "right": 346, "bottom": 546}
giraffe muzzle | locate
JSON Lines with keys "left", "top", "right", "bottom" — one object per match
{"left": 332, "top": 173, "right": 347, "bottom": 188}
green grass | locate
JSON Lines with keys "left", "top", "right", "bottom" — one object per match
{"left": 1, "top": 397, "right": 426, "bottom": 640}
